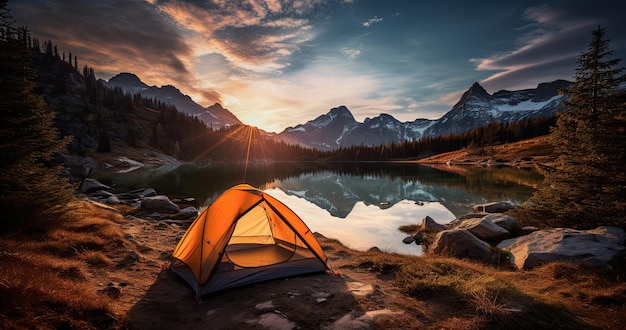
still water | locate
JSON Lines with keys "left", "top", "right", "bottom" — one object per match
{"left": 94, "top": 162, "right": 543, "bottom": 255}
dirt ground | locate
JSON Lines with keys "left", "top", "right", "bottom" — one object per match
{"left": 95, "top": 212, "right": 434, "bottom": 329}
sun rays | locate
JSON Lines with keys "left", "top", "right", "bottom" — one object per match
{"left": 189, "top": 125, "right": 272, "bottom": 182}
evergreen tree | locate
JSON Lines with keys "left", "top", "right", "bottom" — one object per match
{"left": 517, "top": 27, "right": 626, "bottom": 229}
{"left": 0, "top": 1, "right": 74, "bottom": 229}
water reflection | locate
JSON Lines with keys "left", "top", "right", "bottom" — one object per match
{"left": 265, "top": 188, "right": 455, "bottom": 255}
{"left": 93, "top": 162, "right": 543, "bottom": 255}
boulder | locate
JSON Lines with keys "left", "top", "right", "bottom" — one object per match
{"left": 420, "top": 215, "right": 446, "bottom": 232}
{"left": 455, "top": 217, "right": 510, "bottom": 242}
{"left": 179, "top": 206, "right": 198, "bottom": 218}
{"left": 430, "top": 229, "right": 495, "bottom": 261}
{"left": 447, "top": 213, "right": 486, "bottom": 228}
{"left": 57, "top": 153, "right": 102, "bottom": 181}
{"left": 473, "top": 201, "right": 515, "bottom": 213}
{"left": 497, "top": 226, "right": 626, "bottom": 270}
{"left": 483, "top": 214, "right": 522, "bottom": 235}
{"left": 106, "top": 195, "right": 121, "bottom": 205}
{"left": 81, "top": 178, "right": 114, "bottom": 194}
{"left": 140, "top": 195, "right": 180, "bottom": 213}
{"left": 89, "top": 190, "right": 115, "bottom": 198}
{"left": 127, "top": 188, "right": 157, "bottom": 198}
{"left": 167, "top": 206, "right": 199, "bottom": 220}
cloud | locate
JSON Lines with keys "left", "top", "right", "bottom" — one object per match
{"left": 156, "top": 0, "right": 324, "bottom": 73}
{"left": 362, "top": 16, "right": 383, "bottom": 27}
{"left": 11, "top": 0, "right": 224, "bottom": 104}
{"left": 471, "top": 3, "right": 626, "bottom": 91}
{"left": 341, "top": 47, "right": 361, "bottom": 60}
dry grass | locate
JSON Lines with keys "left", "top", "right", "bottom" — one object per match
{"left": 398, "top": 223, "right": 420, "bottom": 233}
{"left": 2, "top": 201, "right": 625, "bottom": 329}
{"left": 0, "top": 200, "right": 128, "bottom": 329}
{"left": 333, "top": 247, "right": 626, "bottom": 329}
{"left": 418, "top": 135, "right": 554, "bottom": 165}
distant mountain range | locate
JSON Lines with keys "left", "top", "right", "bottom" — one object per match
{"left": 105, "top": 73, "right": 241, "bottom": 129}
{"left": 106, "top": 72, "right": 571, "bottom": 150}
{"left": 275, "top": 80, "right": 571, "bottom": 150}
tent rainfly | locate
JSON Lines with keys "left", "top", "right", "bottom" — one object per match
{"left": 170, "top": 184, "right": 328, "bottom": 298}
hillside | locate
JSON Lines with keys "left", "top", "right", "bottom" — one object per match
{"left": 416, "top": 135, "right": 555, "bottom": 167}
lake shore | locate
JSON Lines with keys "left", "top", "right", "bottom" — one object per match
{"left": 1, "top": 198, "right": 625, "bottom": 329}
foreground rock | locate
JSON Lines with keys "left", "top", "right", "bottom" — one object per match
{"left": 420, "top": 215, "right": 446, "bottom": 232}
{"left": 426, "top": 201, "right": 626, "bottom": 271}
{"left": 140, "top": 195, "right": 180, "bottom": 213}
{"left": 430, "top": 229, "right": 495, "bottom": 261}
{"left": 473, "top": 201, "right": 515, "bottom": 213}
{"left": 83, "top": 178, "right": 197, "bottom": 220}
{"left": 454, "top": 216, "right": 510, "bottom": 242}
{"left": 81, "top": 178, "right": 114, "bottom": 194}
{"left": 497, "top": 226, "right": 626, "bottom": 270}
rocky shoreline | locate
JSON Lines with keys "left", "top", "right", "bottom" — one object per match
{"left": 403, "top": 201, "right": 626, "bottom": 271}
{"left": 82, "top": 174, "right": 626, "bottom": 275}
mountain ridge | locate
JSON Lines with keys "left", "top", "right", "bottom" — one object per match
{"left": 106, "top": 73, "right": 241, "bottom": 129}
{"left": 107, "top": 72, "right": 571, "bottom": 150}
{"left": 275, "top": 80, "right": 571, "bottom": 150}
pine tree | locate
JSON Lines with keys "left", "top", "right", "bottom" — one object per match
{"left": 517, "top": 27, "right": 626, "bottom": 229}
{"left": 0, "top": 1, "right": 75, "bottom": 229}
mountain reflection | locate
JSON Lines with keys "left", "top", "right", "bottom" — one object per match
{"left": 95, "top": 162, "right": 542, "bottom": 218}
{"left": 269, "top": 163, "right": 543, "bottom": 218}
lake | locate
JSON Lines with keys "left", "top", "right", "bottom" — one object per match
{"left": 94, "top": 162, "right": 544, "bottom": 255}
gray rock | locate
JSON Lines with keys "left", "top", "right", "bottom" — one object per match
{"left": 81, "top": 178, "right": 113, "bottom": 194}
{"left": 497, "top": 226, "right": 626, "bottom": 270}
{"left": 89, "top": 190, "right": 115, "bottom": 198}
{"left": 106, "top": 195, "right": 121, "bottom": 205}
{"left": 138, "top": 188, "right": 158, "bottom": 198}
{"left": 430, "top": 229, "right": 495, "bottom": 261}
{"left": 447, "top": 213, "right": 486, "bottom": 228}
{"left": 57, "top": 153, "right": 102, "bottom": 181}
{"left": 178, "top": 206, "right": 198, "bottom": 219}
{"left": 140, "top": 195, "right": 180, "bottom": 213}
{"left": 473, "top": 201, "right": 515, "bottom": 213}
{"left": 455, "top": 217, "right": 510, "bottom": 242}
{"left": 421, "top": 215, "right": 446, "bottom": 232}
{"left": 483, "top": 214, "right": 522, "bottom": 235}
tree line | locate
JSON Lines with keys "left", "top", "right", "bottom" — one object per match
{"left": 321, "top": 115, "right": 555, "bottom": 161}
{"left": 0, "top": 1, "right": 74, "bottom": 229}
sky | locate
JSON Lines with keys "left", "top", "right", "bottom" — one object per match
{"left": 10, "top": 0, "right": 626, "bottom": 133}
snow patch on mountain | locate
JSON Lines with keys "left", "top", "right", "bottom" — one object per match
{"left": 494, "top": 95, "right": 560, "bottom": 112}
{"left": 275, "top": 80, "right": 570, "bottom": 151}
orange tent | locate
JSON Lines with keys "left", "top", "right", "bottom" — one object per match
{"left": 170, "top": 184, "right": 328, "bottom": 298}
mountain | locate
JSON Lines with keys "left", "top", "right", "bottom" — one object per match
{"left": 276, "top": 106, "right": 359, "bottom": 150}
{"left": 275, "top": 80, "right": 571, "bottom": 150}
{"left": 276, "top": 106, "right": 434, "bottom": 151}
{"left": 106, "top": 73, "right": 241, "bottom": 129}
{"left": 423, "top": 80, "right": 571, "bottom": 137}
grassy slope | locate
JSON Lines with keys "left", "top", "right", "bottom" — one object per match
{"left": 417, "top": 135, "right": 555, "bottom": 167}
